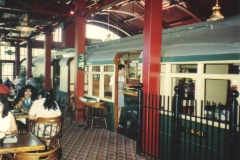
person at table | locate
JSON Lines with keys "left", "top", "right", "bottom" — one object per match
{"left": 12, "top": 75, "right": 23, "bottom": 93}
{"left": 13, "top": 85, "right": 37, "bottom": 132}
{"left": 0, "top": 95, "right": 17, "bottom": 160}
{"left": 3, "top": 77, "right": 12, "bottom": 88}
{"left": 26, "top": 75, "right": 37, "bottom": 87}
{"left": 0, "top": 94, "right": 18, "bottom": 139}
{"left": 29, "top": 89, "right": 61, "bottom": 138}
{"left": 8, "top": 84, "right": 16, "bottom": 99}
{"left": 13, "top": 85, "right": 37, "bottom": 112}
{"left": 0, "top": 79, "right": 9, "bottom": 97}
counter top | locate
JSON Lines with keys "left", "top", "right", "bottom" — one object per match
{"left": 123, "top": 92, "right": 137, "bottom": 97}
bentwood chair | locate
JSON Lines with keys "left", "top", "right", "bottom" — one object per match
{"left": 67, "top": 96, "right": 85, "bottom": 125}
{"left": 86, "top": 102, "right": 108, "bottom": 131}
{"left": 30, "top": 116, "right": 62, "bottom": 149}
{"left": 60, "top": 96, "right": 69, "bottom": 116}
{"left": 14, "top": 146, "right": 59, "bottom": 160}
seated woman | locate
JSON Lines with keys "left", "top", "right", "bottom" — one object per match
{"left": 13, "top": 85, "right": 37, "bottom": 131}
{"left": 0, "top": 94, "right": 18, "bottom": 160}
{"left": 0, "top": 94, "right": 18, "bottom": 142}
{"left": 13, "top": 85, "right": 37, "bottom": 112}
{"left": 0, "top": 94, "right": 18, "bottom": 136}
{"left": 29, "top": 89, "right": 61, "bottom": 138}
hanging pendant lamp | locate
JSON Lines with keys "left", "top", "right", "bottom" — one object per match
{"left": 15, "top": 13, "right": 37, "bottom": 37}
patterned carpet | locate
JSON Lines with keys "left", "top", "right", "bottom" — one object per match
{"left": 60, "top": 118, "right": 146, "bottom": 160}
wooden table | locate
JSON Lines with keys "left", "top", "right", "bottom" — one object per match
{"left": 14, "top": 112, "right": 28, "bottom": 119}
{"left": 0, "top": 133, "right": 45, "bottom": 154}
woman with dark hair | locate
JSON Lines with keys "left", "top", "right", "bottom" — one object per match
{"left": 13, "top": 85, "right": 37, "bottom": 112}
{"left": 29, "top": 89, "right": 61, "bottom": 138}
{"left": 29, "top": 89, "right": 61, "bottom": 120}
{"left": 0, "top": 94, "right": 18, "bottom": 139}
{"left": 13, "top": 85, "right": 37, "bottom": 132}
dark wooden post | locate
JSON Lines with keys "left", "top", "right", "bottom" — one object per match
{"left": 228, "top": 90, "right": 239, "bottom": 160}
{"left": 172, "top": 86, "right": 181, "bottom": 160}
{"left": 136, "top": 83, "right": 143, "bottom": 154}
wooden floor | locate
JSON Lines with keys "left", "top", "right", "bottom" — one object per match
{"left": 60, "top": 117, "right": 146, "bottom": 160}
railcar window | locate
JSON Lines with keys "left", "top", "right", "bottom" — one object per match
{"left": 104, "top": 66, "right": 114, "bottom": 72}
{"left": 104, "top": 74, "right": 112, "bottom": 99}
{"left": 205, "top": 79, "right": 228, "bottom": 104}
{"left": 172, "top": 77, "right": 195, "bottom": 115}
{"left": 92, "top": 66, "right": 100, "bottom": 72}
{"left": 171, "top": 64, "right": 197, "bottom": 73}
{"left": 204, "top": 64, "right": 238, "bottom": 74}
{"left": 84, "top": 73, "right": 89, "bottom": 94}
{"left": 92, "top": 74, "right": 100, "bottom": 96}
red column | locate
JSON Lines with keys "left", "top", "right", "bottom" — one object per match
{"left": 74, "top": 0, "right": 86, "bottom": 116}
{"left": 44, "top": 32, "right": 53, "bottom": 90}
{"left": 26, "top": 40, "right": 32, "bottom": 79}
{"left": 142, "top": 0, "right": 162, "bottom": 157}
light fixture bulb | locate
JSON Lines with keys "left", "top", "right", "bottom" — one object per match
{"left": 20, "top": 29, "right": 32, "bottom": 37}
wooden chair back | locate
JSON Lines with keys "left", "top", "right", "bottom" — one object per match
{"left": 14, "top": 146, "right": 59, "bottom": 160}
{"left": 31, "top": 116, "right": 62, "bottom": 147}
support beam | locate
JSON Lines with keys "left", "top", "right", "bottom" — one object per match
{"left": 43, "top": 32, "right": 53, "bottom": 90}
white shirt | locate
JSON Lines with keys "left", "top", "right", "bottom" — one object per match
{"left": 29, "top": 98, "right": 61, "bottom": 119}
{"left": 0, "top": 112, "right": 12, "bottom": 132}
{"left": 109, "top": 75, "right": 125, "bottom": 86}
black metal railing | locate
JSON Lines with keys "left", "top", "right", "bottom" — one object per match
{"left": 136, "top": 84, "right": 240, "bottom": 160}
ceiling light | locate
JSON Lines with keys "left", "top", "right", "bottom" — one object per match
{"left": 15, "top": 13, "right": 37, "bottom": 37}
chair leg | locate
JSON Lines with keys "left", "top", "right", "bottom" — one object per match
{"left": 91, "top": 118, "right": 93, "bottom": 131}
{"left": 104, "top": 118, "right": 108, "bottom": 130}
{"left": 70, "top": 111, "right": 73, "bottom": 124}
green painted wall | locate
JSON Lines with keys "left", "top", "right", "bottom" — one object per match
{"left": 105, "top": 102, "right": 115, "bottom": 132}
{"left": 160, "top": 114, "right": 230, "bottom": 160}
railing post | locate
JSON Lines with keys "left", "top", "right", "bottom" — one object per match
{"left": 136, "top": 83, "right": 143, "bottom": 154}
{"left": 172, "top": 86, "right": 181, "bottom": 160}
{"left": 228, "top": 90, "right": 239, "bottom": 160}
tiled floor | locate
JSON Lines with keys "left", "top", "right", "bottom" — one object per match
{"left": 61, "top": 118, "right": 146, "bottom": 160}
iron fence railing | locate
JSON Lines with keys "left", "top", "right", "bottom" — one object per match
{"left": 136, "top": 84, "right": 240, "bottom": 160}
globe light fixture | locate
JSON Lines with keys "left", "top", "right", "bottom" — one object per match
{"left": 16, "top": 13, "right": 36, "bottom": 37}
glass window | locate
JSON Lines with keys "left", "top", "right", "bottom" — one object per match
{"left": 0, "top": 46, "right": 15, "bottom": 60}
{"left": 171, "top": 64, "right": 197, "bottom": 73}
{"left": 92, "top": 74, "right": 100, "bottom": 96}
{"left": 92, "top": 66, "right": 100, "bottom": 72}
{"left": 204, "top": 64, "right": 229, "bottom": 74}
{"left": 104, "top": 74, "right": 112, "bottom": 99}
{"left": 1, "top": 62, "right": 14, "bottom": 81}
{"left": 104, "top": 66, "right": 114, "bottom": 72}
{"left": 84, "top": 73, "right": 89, "bottom": 94}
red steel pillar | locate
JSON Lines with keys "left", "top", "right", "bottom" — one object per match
{"left": 74, "top": 0, "right": 86, "bottom": 117}
{"left": 44, "top": 32, "right": 53, "bottom": 90}
{"left": 142, "top": 0, "right": 162, "bottom": 157}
